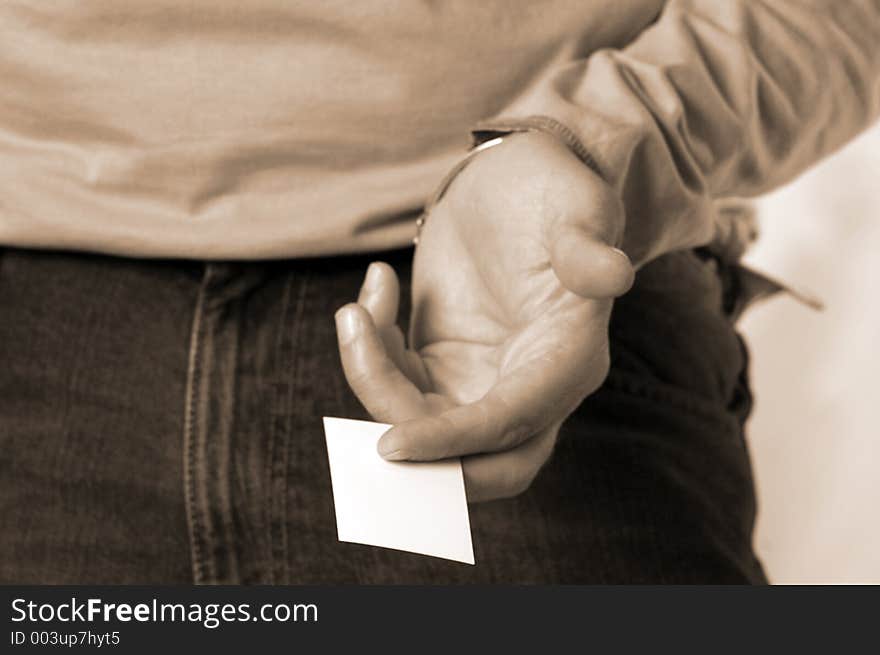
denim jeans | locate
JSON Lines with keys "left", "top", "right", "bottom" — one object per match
{"left": 0, "top": 246, "right": 766, "bottom": 583}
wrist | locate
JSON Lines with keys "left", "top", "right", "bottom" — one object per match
{"left": 416, "top": 130, "right": 570, "bottom": 246}
{"left": 469, "top": 119, "right": 629, "bottom": 254}
{"left": 472, "top": 115, "right": 602, "bottom": 177}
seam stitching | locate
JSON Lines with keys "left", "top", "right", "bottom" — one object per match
{"left": 183, "top": 267, "right": 210, "bottom": 584}
{"left": 267, "top": 275, "right": 294, "bottom": 584}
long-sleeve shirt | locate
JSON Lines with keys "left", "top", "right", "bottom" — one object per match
{"left": 1, "top": 1, "right": 879, "bottom": 261}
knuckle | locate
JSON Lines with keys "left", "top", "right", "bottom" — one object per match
{"left": 355, "top": 394, "right": 395, "bottom": 423}
{"left": 504, "top": 434, "right": 558, "bottom": 498}
{"left": 499, "top": 464, "right": 536, "bottom": 499}
{"left": 483, "top": 393, "right": 523, "bottom": 448}
{"left": 510, "top": 471, "right": 536, "bottom": 498}
{"left": 373, "top": 355, "right": 399, "bottom": 380}
{"left": 346, "top": 354, "right": 397, "bottom": 391}
{"left": 498, "top": 422, "right": 534, "bottom": 451}
{"left": 344, "top": 366, "right": 374, "bottom": 391}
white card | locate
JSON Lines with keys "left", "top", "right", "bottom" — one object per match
{"left": 323, "top": 417, "right": 475, "bottom": 565}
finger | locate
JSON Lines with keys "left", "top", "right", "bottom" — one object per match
{"left": 356, "top": 261, "right": 431, "bottom": 390}
{"left": 335, "top": 302, "right": 426, "bottom": 423}
{"left": 357, "top": 261, "right": 399, "bottom": 329}
{"left": 357, "top": 261, "right": 408, "bottom": 370}
{"left": 377, "top": 332, "right": 608, "bottom": 461}
{"left": 462, "top": 423, "right": 560, "bottom": 503}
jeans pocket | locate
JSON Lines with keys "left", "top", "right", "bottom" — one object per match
{"left": 693, "top": 248, "right": 784, "bottom": 322}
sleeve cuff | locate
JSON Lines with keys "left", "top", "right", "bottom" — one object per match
{"left": 472, "top": 115, "right": 602, "bottom": 177}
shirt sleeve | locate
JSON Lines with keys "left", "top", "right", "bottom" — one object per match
{"left": 474, "top": 0, "right": 880, "bottom": 265}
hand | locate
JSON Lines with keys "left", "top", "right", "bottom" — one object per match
{"left": 335, "top": 131, "right": 633, "bottom": 502}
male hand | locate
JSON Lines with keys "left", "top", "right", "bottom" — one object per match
{"left": 335, "top": 131, "right": 633, "bottom": 502}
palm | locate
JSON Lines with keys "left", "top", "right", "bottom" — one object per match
{"left": 406, "top": 183, "right": 611, "bottom": 415}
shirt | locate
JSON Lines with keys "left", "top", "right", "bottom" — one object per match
{"left": 1, "top": 1, "right": 878, "bottom": 261}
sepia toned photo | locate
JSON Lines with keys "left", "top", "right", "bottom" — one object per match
{"left": 1, "top": 1, "right": 878, "bottom": 588}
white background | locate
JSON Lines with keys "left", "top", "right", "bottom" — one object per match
{"left": 740, "top": 125, "right": 880, "bottom": 583}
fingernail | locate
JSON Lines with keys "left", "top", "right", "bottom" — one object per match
{"left": 380, "top": 449, "right": 406, "bottom": 461}
{"left": 334, "top": 306, "right": 360, "bottom": 344}
{"left": 609, "top": 247, "right": 631, "bottom": 264}
{"left": 377, "top": 435, "right": 404, "bottom": 459}
{"left": 609, "top": 247, "right": 636, "bottom": 293}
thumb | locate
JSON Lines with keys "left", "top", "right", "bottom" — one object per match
{"left": 549, "top": 226, "right": 634, "bottom": 300}
{"left": 548, "top": 182, "right": 634, "bottom": 299}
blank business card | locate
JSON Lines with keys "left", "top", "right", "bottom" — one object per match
{"left": 323, "top": 417, "right": 475, "bottom": 565}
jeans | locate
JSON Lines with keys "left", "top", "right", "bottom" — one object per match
{"left": 0, "top": 246, "right": 767, "bottom": 583}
